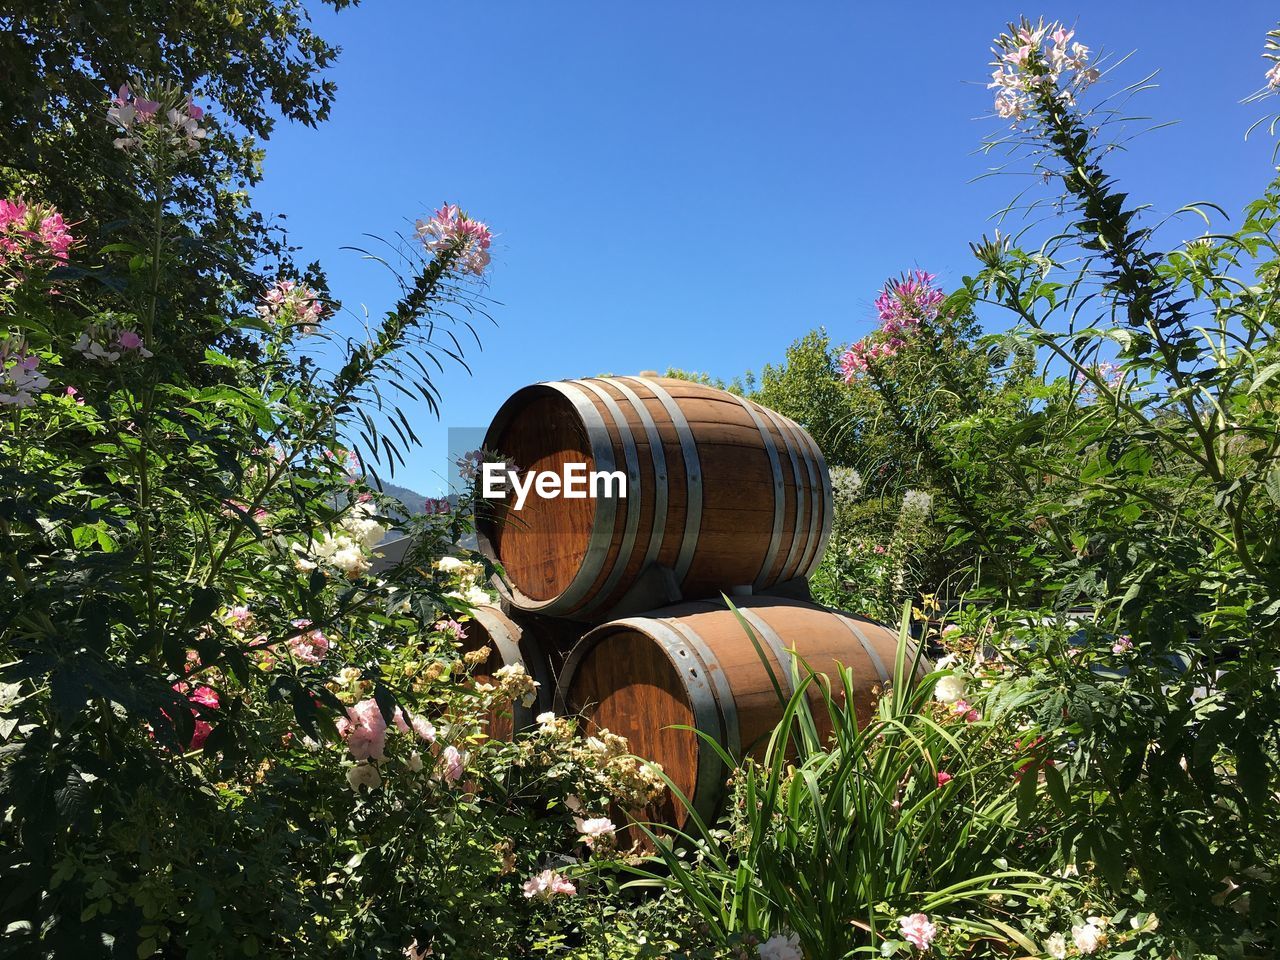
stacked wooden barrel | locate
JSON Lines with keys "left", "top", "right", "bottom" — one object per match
{"left": 468, "top": 376, "right": 918, "bottom": 827}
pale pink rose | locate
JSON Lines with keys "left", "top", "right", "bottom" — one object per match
{"left": 574, "top": 816, "right": 616, "bottom": 848}
{"left": 521, "top": 869, "right": 576, "bottom": 900}
{"left": 440, "top": 744, "right": 465, "bottom": 783}
{"left": 412, "top": 715, "right": 437, "bottom": 743}
{"left": 899, "top": 913, "right": 938, "bottom": 951}
{"left": 288, "top": 619, "right": 329, "bottom": 664}
{"left": 337, "top": 698, "right": 388, "bottom": 761}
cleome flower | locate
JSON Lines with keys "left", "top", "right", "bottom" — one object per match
{"left": 0, "top": 341, "right": 51, "bottom": 409}
{"left": 757, "top": 931, "right": 802, "bottom": 960}
{"left": 1, "top": 197, "right": 75, "bottom": 267}
{"left": 415, "top": 204, "right": 493, "bottom": 277}
{"left": 107, "top": 84, "right": 206, "bottom": 153}
{"left": 988, "top": 20, "right": 1099, "bottom": 126}
{"left": 256, "top": 278, "right": 326, "bottom": 336}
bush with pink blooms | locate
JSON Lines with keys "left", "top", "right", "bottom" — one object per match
{"left": 0, "top": 69, "right": 697, "bottom": 960}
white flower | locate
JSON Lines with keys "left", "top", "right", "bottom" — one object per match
{"left": 900, "top": 489, "right": 933, "bottom": 519}
{"left": 73, "top": 332, "right": 120, "bottom": 363}
{"left": 447, "top": 583, "right": 491, "bottom": 607}
{"left": 830, "top": 466, "right": 864, "bottom": 505}
{"left": 758, "top": 931, "right": 802, "bottom": 960}
{"left": 933, "top": 673, "right": 967, "bottom": 704}
{"left": 406, "top": 751, "right": 424, "bottom": 772}
{"left": 1071, "top": 918, "right": 1107, "bottom": 955}
{"left": 346, "top": 762, "right": 382, "bottom": 792}
{"left": 574, "top": 816, "right": 616, "bottom": 847}
{"left": 1045, "top": 933, "right": 1067, "bottom": 959}
{"left": 342, "top": 501, "right": 387, "bottom": 550}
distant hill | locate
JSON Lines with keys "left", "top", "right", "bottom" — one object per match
{"left": 369, "top": 478, "right": 440, "bottom": 518}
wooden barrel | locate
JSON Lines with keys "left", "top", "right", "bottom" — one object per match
{"left": 477, "top": 377, "right": 832, "bottom": 621}
{"left": 555, "top": 597, "right": 917, "bottom": 828}
{"left": 459, "top": 605, "right": 582, "bottom": 739}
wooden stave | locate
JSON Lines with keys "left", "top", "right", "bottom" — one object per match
{"left": 479, "top": 377, "right": 831, "bottom": 621}
{"left": 556, "top": 597, "right": 915, "bottom": 826}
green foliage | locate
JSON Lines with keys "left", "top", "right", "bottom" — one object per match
{"left": 750, "top": 328, "right": 866, "bottom": 468}
{"left": 0, "top": 0, "right": 356, "bottom": 359}
{"left": 634, "top": 605, "right": 1152, "bottom": 960}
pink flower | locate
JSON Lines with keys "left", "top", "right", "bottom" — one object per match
{"left": 873, "top": 544, "right": 887, "bottom": 555}
{"left": 433, "top": 618, "right": 465, "bottom": 642}
{"left": 440, "top": 744, "right": 465, "bottom": 783}
{"left": 65, "top": 385, "right": 84, "bottom": 405}
{"left": 951, "top": 700, "right": 980, "bottom": 723}
{"left": 423, "top": 496, "right": 452, "bottom": 515}
{"left": 522, "top": 869, "right": 577, "bottom": 900}
{"left": 899, "top": 913, "right": 938, "bottom": 951}
{"left": 288, "top": 619, "right": 330, "bottom": 664}
{"left": 412, "top": 715, "right": 437, "bottom": 743}
{"left": 935, "top": 771, "right": 953, "bottom": 787}
{"left": 1268, "top": 62, "right": 1280, "bottom": 90}
{"left": 257, "top": 279, "right": 325, "bottom": 335}
{"left": 167, "top": 683, "right": 220, "bottom": 750}
{"left": 415, "top": 203, "right": 493, "bottom": 276}
{"left": 226, "top": 605, "right": 254, "bottom": 630}
{"left": 1112, "top": 635, "right": 1133, "bottom": 655}
{"left": 0, "top": 345, "right": 51, "bottom": 408}
{"left": 337, "top": 698, "right": 388, "bottom": 761}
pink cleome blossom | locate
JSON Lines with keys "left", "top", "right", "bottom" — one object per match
{"left": 935, "top": 771, "right": 953, "bottom": 788}
{"left": 415, "top": 203, "right": 493, "bottom": 277}
{"left": 1, "top": 197, "right": 75, "bottom": 264}
{"left": 165, "top": 683, "right": 220, "bottom": 750}
{"left": 0, "top": 342, "right": 51, "bottom": 408}
{"left": 988, "top": 20, "right": 1099, "bottom": 125}
{"left": 257, "top": 279, "right": 325, "bottom": 335}
{"left": 951, "top": 699, "right": 980, "bottom": 723}
{"left": 839, "top": 271, "right": 943, "bottom": 382}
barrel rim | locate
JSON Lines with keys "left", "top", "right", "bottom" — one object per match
{"left": 477, "top": 381, "right": 619, "bottom": 614}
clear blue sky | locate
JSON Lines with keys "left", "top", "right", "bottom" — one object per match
{"left": 255, "top": 1, "right": 1280, "bottom": 496}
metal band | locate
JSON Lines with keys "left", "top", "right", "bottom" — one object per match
{"left": 572, "top": 379, "right": 644, "bottom": 616}
{"left": 734, "top": 396, "right": 785, "bottom": 590}
{"left": 605, "top": 377, "right": 670, "bottom": 579}
{"left": 836, "top": 615, "right": 891, "bottom": 685}
{"left": 533, "top": 381, "right": 620, "bottom": 614}
{"left": 622, "top": 377, "right": 702, "bottom": 585}
{"left": 759, "top": 405, "right": 808, "bottom": 584}
{"left": 798, "top": 423, "right": 833, "bottom": 578}
{"left": 665, "top": 617, "right": 742, "bottom": 760}
{"left": 781, "top": 411, "right": 822, "bottom": 581}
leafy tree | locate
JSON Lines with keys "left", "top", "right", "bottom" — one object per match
{"left": 0, "top": 0, "right": 357, "bottom": 357}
